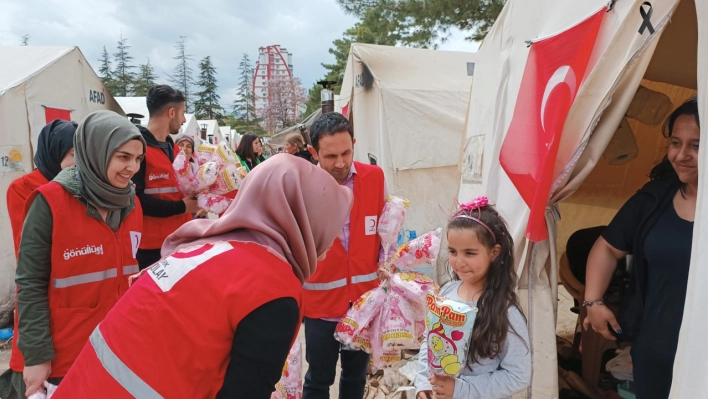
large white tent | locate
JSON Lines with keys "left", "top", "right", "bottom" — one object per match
{"left": 196, "top": 120, "right": 223, "bottom": 145}
{"left": 453, "top": 0, "right": 704, "bottom": 397}
{"left": 178, "top": 114, "right": 201, "bottom": 141}
{"left": 0, "top": 46, "right": 123, "bottom": 320}
{"left": 335, "top": 44, "right": 476, "bottom": 235}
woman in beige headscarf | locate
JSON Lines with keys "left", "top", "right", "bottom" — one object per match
{"left": 53, "top": 154, "right": 353, "bottom": 399}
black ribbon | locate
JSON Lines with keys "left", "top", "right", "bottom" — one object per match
{"left": 638, "top": 2, "right": 655, "bottom": 35}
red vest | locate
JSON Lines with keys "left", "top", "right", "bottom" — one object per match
{"left": 10, "top": 182, "right": 143, "bottom": 376}
{"left": 52, "top": 241, "right": 303, "bottom": 399}
{"left": 6, "top": 169, "right": 49, "bottom": 373}
{"left": 7, "top": 169, "right": 49, "bottom": 258}
{"left": 302, "top": 162, "right": 385, "bottom": 318}
{"left": 140, "top": 146, "right": 192, "bottom": 249}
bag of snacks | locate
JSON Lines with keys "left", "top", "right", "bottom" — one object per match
{"left": 210, "top": 163, "right": 243, "bottom": 194}
{"left": 195, "top": 162, "right": 219, "bottom": 192}
{"left": 197, "top": 193, "right": 232, "bottom": 214}
{"left": 195, "top": 142, "right": 219, "bottom": 165}
{"left": 270, "top": 342, "right": 303, "bottom": 399}
{"left": 392, "top": 228, "right": 442, "bottom": 270}
{"left": 425, "top": 294, "right": 477, "bottom": 377}
{"left": 335, "top": 287, "right": 386, "bottom": 347}
{"left": 379, "top": 291, "right": 417, "bottom": 350}
{"left": 377, "top": 196, "right": 410, "bottom": 254}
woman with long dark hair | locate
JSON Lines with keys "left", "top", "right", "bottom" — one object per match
{"left": 414, "top": 197, "right": 531, "bottom": 399}
{"left": 235, "top": 133, "right": 267, "bottom": 172}
{"left": 584, "top": 97, "right": 699, "bottom": 399}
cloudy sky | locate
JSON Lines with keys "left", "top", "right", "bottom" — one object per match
{"left": 0, "top": 0, "right": 479, "bottom": 107}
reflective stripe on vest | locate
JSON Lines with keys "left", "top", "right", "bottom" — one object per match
{"left": 144, "top": 187, "right": 179, "bottom": 195}
{"left": 303, "top": 278, "right": 347, "bottom": 291}
{"left": 351, "top": 272, "right": 378, "bottom": 284}
{"left": 54, "top": 269, "right": 118, "bottom": 289}
{"left": 123, "top": 265, "right": 139, "bottom": 275}
{"left": 90, "top": 327, "right": 163, "bottom": 399}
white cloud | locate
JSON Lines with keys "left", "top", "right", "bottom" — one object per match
{"left": 0, "top": 0, "right": 477, "bottom": 110}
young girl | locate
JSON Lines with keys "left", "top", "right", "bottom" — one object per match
{"left": 415, "top": 197, "right": 531, "bottom": 399}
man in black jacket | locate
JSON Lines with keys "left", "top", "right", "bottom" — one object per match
{"left": 134, "top": 85, "right": 199, "bottom": 269}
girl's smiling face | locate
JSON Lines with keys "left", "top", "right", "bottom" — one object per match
{"left": 447, "top": 228, "right": 500, "bottom": 288}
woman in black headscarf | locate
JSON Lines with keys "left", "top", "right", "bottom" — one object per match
{"left": 6, "top": 119, "right": 77, "bottom": 258}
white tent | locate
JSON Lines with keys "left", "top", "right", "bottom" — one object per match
{"left": 219, "top": 126, "right": 232, "bottom": 147}
{"left": 454, "top": 0, "right": 703, "bottom": 397}
{"left": 265, "top": 108, "right": 322, "bottom": 151}
{"left": 336, "top": 44, "right": 476, "bottom": 235}
{"left": 0, "top": 46, "right": 123, "bottom": 319}
{"left": 196, "top": 120, "right": 222, "bottom": 144}
{"left": 115, "top": 96, "right": 149, "bottom": 125}
{"left": 178, "top": 114, "right": 200, "bottom": 141}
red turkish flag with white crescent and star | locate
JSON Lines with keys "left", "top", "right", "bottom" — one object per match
{"left": 499, "top": 7, "right": 606, "bottom": 242}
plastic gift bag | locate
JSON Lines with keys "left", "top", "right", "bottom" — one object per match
{"left": 271, "top": 342, "right": 303, "bottom": 399}
{"left": 195, "top": 142, "right": 219, "bottom": 165}
{"left": 210, "top": 163, "right": 243, "bottom": 195}
{"left": 425, "top": 294, "right": 477, "bottom": 377}
{"left": 377, "top": 196, "right": 410, "bottom": 255}
{"left": 335, "top": 287, "right": 387, "bottom": 347}
{"left": 392, "top": 229, "right": 442, "bottom": 270}
{"left": 369, "top": 312, "right": 402, "bottom": 371}
{"left": 195, "top": 162, "right": 219, "bottom": 192}
{"left": 379, "top": 291, "right": 417, "bottom": 350}
{"left": 197, "top": 193, "right": 232, "bottom": 214}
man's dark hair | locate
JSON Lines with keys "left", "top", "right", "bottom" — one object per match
{"left": 309, "top": 112, "right": 353, "bottom": 151}
{"left": 146, "top": 85, "right": 186, "bottom": 115}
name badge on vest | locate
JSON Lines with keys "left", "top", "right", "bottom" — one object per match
{"left": 365, "top": 216, "right": 378, "bottom": 236}
{"left": 130, "top": 232, "right": 142, "bottom": 259}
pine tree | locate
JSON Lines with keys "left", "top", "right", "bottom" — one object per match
{"left": 21, "top": 35, "right": 29, "bottom": 46}
{"left": 98, "top": 46, "right": 119, "bottom": 94}
{"left": 193, "top": 56, "right": 224, "bottom": 120}
{"left": 169, "top": 36, "right": 195, "bottom": 112}
{"left": 112, "top": 35, "right": 136, "bottom": 97}
{"left": 132, "top": 59, "right": 158, "bottom": 97}
{"left": 232, "top": 54, "right": 256, "bottom": 126}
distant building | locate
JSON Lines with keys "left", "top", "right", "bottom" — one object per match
{"left": 253, "top": 45, "right": 293, "bottom": 114}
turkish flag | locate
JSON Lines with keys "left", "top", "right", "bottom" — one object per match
{"left": 44, "top": 107, "right": 72, "bottom": 124}
{"left": 499, "top": 8, "right": 605, "bottom": 242}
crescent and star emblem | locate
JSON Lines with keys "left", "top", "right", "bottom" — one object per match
{"left": 540, "top": 66, "right": 577, "bottom": 134}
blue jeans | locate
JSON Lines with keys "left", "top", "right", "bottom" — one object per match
{"left": 303, "top": 317, "right": 370, "bottom": 399}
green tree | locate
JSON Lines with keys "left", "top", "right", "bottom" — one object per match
{"left": 337, "top": 0, "right": 505, "bottom": 45}
{"left": 112, "top": 35, "right": 136, "bottom": 97}
{"left": 169, "top": 36, "right": 195, "bottom": 112}
{"left": 304, "top": 84, "right": 324, "bottom": 116}
{"left": 132, "top": 59, "right": 158, "bottom": 97}
{"left": 98, "top": 46, "right": 119, "bottom": 94}
{"left": 232, "top": 53, "right": 256, "bottom": 126}
{"left": 193, "top": 56, "right": 225, "bottom": 120}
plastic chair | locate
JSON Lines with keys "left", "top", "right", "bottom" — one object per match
{"left": 559, "top": 252, "right": 618, "bottom": 390}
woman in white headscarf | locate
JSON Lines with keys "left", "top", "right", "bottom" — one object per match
{"left": 0, "top": 111, "right": 146, "bottom": 399}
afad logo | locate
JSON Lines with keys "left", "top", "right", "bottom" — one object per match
{"left": 64, "top": 245, "right": 104, "bottom": 260}
{"left": 149, "top": 173, "right": 170, "bottom": 181}
{"left": 89, "top": 90, "right": 105, "bottom": 105}
{"left": 426, "top": 294, "right": 467, "bottom": 327}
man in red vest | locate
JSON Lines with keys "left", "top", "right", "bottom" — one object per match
{"left": 134, "top": 85, "right": 199, "bottom": 269}
{"left": 303, "top": 112, "right": 388, "bottom": 399}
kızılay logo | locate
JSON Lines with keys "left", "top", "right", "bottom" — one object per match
{"left": 149, "top": 173, "right": 170, "bottom": 181}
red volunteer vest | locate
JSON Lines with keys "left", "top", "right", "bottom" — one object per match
{"left": 302, "top": 162, "right": 385, "bottom": 318}
{"left": 52, "top": 241, "right": 303, "bottom": 399}
{"left": 6, "top": 169, "right": 49, "bottom": 373}
{"left": 10, "top": 182, "right": 143, "bottom": 376}
{"left": 140, "top": 146, "right": 192, "bottom": 249}
{"left": 7, "top": 169, "right": 49, "bottom": 258}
